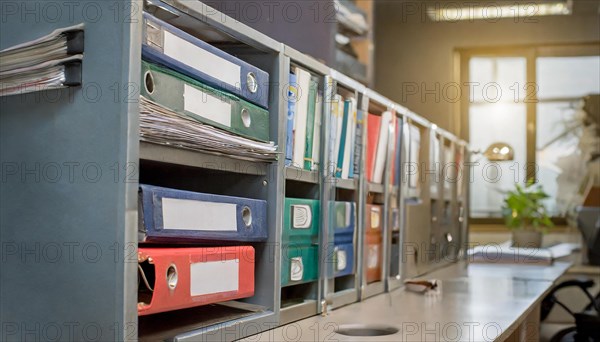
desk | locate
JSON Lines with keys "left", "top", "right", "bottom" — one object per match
{"left": 244, "top": 262, "right": 571, "bottom": 342}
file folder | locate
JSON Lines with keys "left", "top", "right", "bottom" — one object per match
{"left": 138, "top": 246, "right": 255, "bottom": 316}
{"left": 141, "top": 61, "right": 270, "bottom": 142}
{"left": 281, "top": 245, "right": 319, "bottom": 286}
{"left": 333, "top": 242, "right": 355, "bottom": 277}
{"left": 332, "top": 202, "right": 356, "bottom": 277}
{"left": 282, "top": 198, "right": 320, "bottom": 286}
{"left": 303, "top": 77, "right": 319, "bottom": 170}
{"left": 365, "top": 113, "right": 381, "bottom": 182}
{"left": 283, "top": 198, "right": 320, "bottom": 243}
{"left": 390, "top": 207, "right": 400, "bottom": 232}
{"left": 139, "top": 185, "right": 267, "bottom": 243}
{"left": 444, "top": 145, "right": 454, "bottom": 199}
{"left": 365, "top": 204, "right": 383, "bottom": 283}
{"left": 430, "top": 133, "right": 441, "bottom": 197}
{"left": 284, "top": 72, "right": 298, "bottom": 166}
{"left": 142, "top": 12, "right": 269, "bottom": 109}
{"left": 291, "top": 67, "right": 311, "bottom": 168}
{"left": 332, "top": 201, "right": 356, "bottom": 236}
{"left": 407, "top": 124, "right": 422, "bottom": 198}
{"left": 372, "top": 111, "right": 393, "bottom": 184}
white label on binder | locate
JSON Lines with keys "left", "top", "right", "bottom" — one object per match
{"left": 163, "top": 31, "right": 241, "bottom": 89}
{"left": 290, "top": 257, "right": 304, "bottom": 281}
{"left": 190, "top": 259, "right": 239, "bottom": 296}
{"left": 183, "top": 84, "right": 232, "bottom": 127}
{"left": 370, "top": 207, "right": 380, "bottom": 229}
{"left": 162, "top": 198, "right": 237, "bottom": 231}
{"left": 368, "top": 245, "right": 379, "bottom": 269}
{"left": 336, "top": 250, "right": 347, "bottom": 271}
{"left": 292, "top": 205, "right": 312, "bottom": 229}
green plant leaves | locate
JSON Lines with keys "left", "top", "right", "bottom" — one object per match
{"left": 502, "top": 182, "right": 554, "bottom": 232}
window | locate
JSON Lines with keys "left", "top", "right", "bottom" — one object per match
{"left": 536, "top": 56, "right": 600, "bottom": 215}
{"left": 460, "top": 44, "right": 600, "bottom": 219}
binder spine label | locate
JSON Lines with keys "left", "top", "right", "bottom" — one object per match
{"left": 183, "top": 84, "right": 232, "bottom": 127}
{"left": 163, "top": 30, "right": 241, "bottom": 89}
{"left": 291, "top": 205, "right": 312, "bottom": 229}
{"left": 367, "top": 245, "right": 379, "bottom": 269}
{"left": 370, "top": 208, "right": 380, "bottom": 229}
{"left": 290, "top": 257, "right": 304, "bottom": 281}
{"left": 336, "top": 249, "right": 347, "bottom": 271}
{"left": 161, "top": 198, "right": 237, "bottom": 231}
{"left": 190, "top": 259, "right": 240, "bottom": 296}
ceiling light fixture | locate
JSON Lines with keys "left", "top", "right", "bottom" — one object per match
{"left": 427, "top": 1, "right": 572, "bottom": 22}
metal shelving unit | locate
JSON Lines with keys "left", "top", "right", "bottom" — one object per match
{"left": 322, "top": 69, "right": 366, "bottom": 311}
{"left": 140, "top": 142, "right": 269, "bottom": 176}
{"left": 279, "top": 45, "right": 331, "bottom": 324}
{"left": 359, "top": 89, "right": 395, "bottom": 300}
{"left": 0, "top": 2, "right": 472, "bottom": 341}
{"left": 137, "top": 1, "right": 286, "bottom": 341}
{"left": 387, "top": 106, "right": 409, "bottom": 292}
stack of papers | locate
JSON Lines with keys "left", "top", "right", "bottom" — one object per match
{"left": 0, "top": 24, "right": 84, "bottom": 96}
{"left": 140, "top": 97, "right": 278, "bottom": 162}
{"left": 467, "top": 241, "right": 580, "bottom": 265}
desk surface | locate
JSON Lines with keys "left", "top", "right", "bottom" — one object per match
{"left": 244, "top": 262, "right": 571, "bottom": 342}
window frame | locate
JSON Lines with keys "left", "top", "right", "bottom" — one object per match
{"left": 455, "top": 42, "right": 600, "bottom": 224}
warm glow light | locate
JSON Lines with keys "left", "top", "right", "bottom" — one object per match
{"left": 427, "top": 1, "right": 572, "bottom": 22}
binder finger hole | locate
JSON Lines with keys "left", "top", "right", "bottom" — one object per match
{"left": 144, "top": 71, "right": 155, "bottom": 95}
{"left": 242, "top": 206, "right": 252, "bottom": 227}
{"left": 166, "top": 265, "right": 178, "bottom": 290}
{"left": 241, "top": 108, "right": 251, "bottom": 128}
{"left": 246, "top": 72, "right": 258, "bottom": 93}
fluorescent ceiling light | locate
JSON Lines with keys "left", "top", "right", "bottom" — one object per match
{"left": 428, "top": 1, "right": 572, "bottom": 22}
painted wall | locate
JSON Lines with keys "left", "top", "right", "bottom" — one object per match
{"left": 374, "top": 1, "right": 600, "bottom": 136}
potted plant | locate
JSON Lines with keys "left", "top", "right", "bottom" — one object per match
{"left": 503, "top": 182, "right": 554, "bottom": 248}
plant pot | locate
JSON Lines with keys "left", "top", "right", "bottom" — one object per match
{"left": 512, "top": 230, "right": 542, "bottom": 248}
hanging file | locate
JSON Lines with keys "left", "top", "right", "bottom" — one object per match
{"left": 142, "top": 13, "right": 269, "bottom": 109}
{"left": 138, "top": 246, "right": 255, "bottom": 316}
{"left": 141, "top": 61, "right": 269, "bottom": 142}
{"left": 138, "top": 185, "right": 267, "bottom": 243}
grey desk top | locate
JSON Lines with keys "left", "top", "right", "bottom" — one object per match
{"left": 244, "top": 261, "right": 571, "bottom": 342}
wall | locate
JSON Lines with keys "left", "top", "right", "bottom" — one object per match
{"left": 374, "top": 1, "right": 600, "bottom": 136}
{"left": 204, "top": 1, "right": 336, "bottom": 64}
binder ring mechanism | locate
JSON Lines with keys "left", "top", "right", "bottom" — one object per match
{"left": 242, "top": 206, "right": 252, "bottom": 228}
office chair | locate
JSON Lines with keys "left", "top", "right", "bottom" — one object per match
{"left": 540, "top": 278, "right": 600, "bottom": 342}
